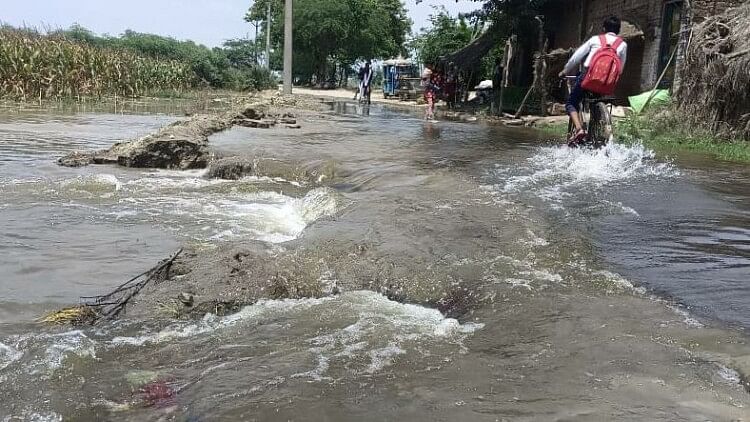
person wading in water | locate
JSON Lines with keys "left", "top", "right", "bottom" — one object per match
{"left": 355, "top": 61, "right": 374, "bottom": 103}
{"left": 422, "top": 66, "right": 440, "bottom": 121}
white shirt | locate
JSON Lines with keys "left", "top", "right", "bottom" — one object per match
{"left": 562, "top": 33, "right": 628, "bottom": 75}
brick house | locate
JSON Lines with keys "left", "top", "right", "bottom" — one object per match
{"left": 541, "top": 0, "right": 746, "bottom": 100}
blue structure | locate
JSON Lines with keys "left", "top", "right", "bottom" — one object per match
{"left": 382, "top": 59, "right": 420, "bottom": 99}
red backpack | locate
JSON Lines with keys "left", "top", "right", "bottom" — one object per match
{"left": 581, "top": 35, "right": 624, "bottom": 95}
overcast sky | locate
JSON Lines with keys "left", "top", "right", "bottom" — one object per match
{"left": 2, "top": 0, "right": 478, "bottom": 47}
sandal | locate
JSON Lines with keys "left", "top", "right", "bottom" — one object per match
{"left": 568, "top": 129, "right": 587, "bottom": 146}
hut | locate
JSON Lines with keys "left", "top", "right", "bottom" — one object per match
{"left": 674, "top": 2, "right": 750, "bottom": 140}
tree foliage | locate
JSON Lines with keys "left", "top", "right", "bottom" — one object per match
{"left": 469, "top": 0, "right": 550, "bottom": 27}
{"left": 246, "top": 0, "right": 410, "bottom": 83}
{"left": 410, "top": 9, "right": 474, "bottom": 66}
{"left": 52, "top": 25, "right": 275, "bottom": 91}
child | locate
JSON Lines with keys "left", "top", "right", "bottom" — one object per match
{"left": 422, "top": 67, "right": 439, "bottom": 121}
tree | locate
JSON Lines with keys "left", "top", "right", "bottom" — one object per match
{"left": 223, "top": 38, "right": 261, "bottom": 68}
{"left": 51, "top": 25, "right": 275, "bottom": 91}
{"left": 245, "top": 0, "right": 410, "bottom": 84}
{"left": 410, "top": 9, "right": 474, "bottom": 66}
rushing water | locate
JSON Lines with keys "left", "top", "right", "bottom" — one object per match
{"left": 493, "top": 143, "right": 750, "bottom": 328}
{"left": 1, "top": 100, "right": 749, "bottom": 420}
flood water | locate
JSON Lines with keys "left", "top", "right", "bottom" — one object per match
{"left": 1, "top": 100, "right": 749, "bottom": 420}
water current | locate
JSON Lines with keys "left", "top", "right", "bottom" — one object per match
{"left": 1, "top": 99, "right": 749, "bottom": 420}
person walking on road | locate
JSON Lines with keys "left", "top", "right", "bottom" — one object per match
{"left": 355, "top": 61, "right": 374, "bottom": 103}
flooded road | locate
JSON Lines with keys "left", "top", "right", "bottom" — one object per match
{"left": 1, "top": 100, "right": 749, "bottom": 420}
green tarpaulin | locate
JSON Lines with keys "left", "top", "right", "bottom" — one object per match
{"left": 629, "top": 89, "right": 670, "bottom": 114}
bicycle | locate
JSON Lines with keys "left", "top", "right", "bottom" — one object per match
{"left": 563, "top": 76, "right": 614, "bottom": 149}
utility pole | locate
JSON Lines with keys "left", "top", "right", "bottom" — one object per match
{"left": 265, "top": 2, "right": 272, "bottom": 69}
{"left": 283, "top": 0, "right": 293, "bottom": 94}
{"left": 249, "top": 23, "right": 259, "bottom": 65}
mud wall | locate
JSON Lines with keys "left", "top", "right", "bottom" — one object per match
{"left": 543, "top": 0, "right": 663, "bottom": 95}
{"left": 584, "top": 0, "right": 662, "bottom": 92}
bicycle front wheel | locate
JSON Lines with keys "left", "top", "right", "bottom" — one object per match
{"left": 588, "top": 102, "right": 613, "bottom": 148}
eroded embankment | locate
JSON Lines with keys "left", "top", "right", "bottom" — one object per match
{"left": 30, "top": 95, "right": 750, "bottom": 420}
{"left": 56, "top": 92, "right": 324, "bottom": 170}
{"left": 124, "top": 166, "right": 511, "bottom": 321}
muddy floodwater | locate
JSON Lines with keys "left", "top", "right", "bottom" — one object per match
{"left": 1, "top": 99, "right": 750, "bottom": 420}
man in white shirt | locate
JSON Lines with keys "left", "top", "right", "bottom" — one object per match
{"left": 357, "top": 61, "right": 374, "bottom": 103}
{"left": 559, "top": 16, "right": 628, "bottom": 143}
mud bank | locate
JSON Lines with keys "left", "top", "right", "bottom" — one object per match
{"left": 205, "top": 156, "right": 336, "bottom": 184}
{"left": 56, "top": 92, "right": 327, "bottom": 170}
{"left": 58, "top": 111, "right": 237, "bottom": 169}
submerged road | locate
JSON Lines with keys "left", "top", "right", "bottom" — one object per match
{"left": 0, "top": 98, "right": 749, "bottom": 420}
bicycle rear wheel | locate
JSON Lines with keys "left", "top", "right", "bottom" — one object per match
{"left": 588, "top": 102, "right": 613, "bottom": 148}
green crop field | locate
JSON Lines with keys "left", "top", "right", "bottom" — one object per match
{"left": 0, "top": 28, "right": 192, "bottom": 100}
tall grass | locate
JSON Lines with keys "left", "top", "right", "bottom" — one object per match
{"left": 0, "top": 27, "right": 192, "bottom": 101}
{"left": 533, "top": 106, "right": 750, "bottom": 163}
{"left": 618, "top": 106, "right": 750, "bottom": 163}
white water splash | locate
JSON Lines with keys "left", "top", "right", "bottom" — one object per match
{"left": 0, "top": 330, "right": 98, "bottom": 379}
{"left": 6, "top": 169, "right": 339, "bottom": 243}
{"left": 594, "top": 270, "right": 648, "bottom": 295}
{"left": 203, "top": 187, "right": 343, "bottom": 242}
{"left": 716, "top": 364, "right": 741, "bottom": 384}
{"left": 40, "top": 330, "right": 97, "bottom": 371}
{"left": 2, "top": 411, "right": 63, "bottom": 422}
{"left": 109, "top": 291, "right": 482, "bottom": 379}
{"left": 499, "top": 142, "right": 678, "bottom": 206}
{"left": 665, "top": 304, "right": 704, "bottom": 328}
{"left": 0, "top": 342, "right": 23, "bottom": 371}
{"left": 294, "top": 291, "right": 483, "bottom": 379}
{"left": 57, "top": 173, "right": 122, "bottom": 195}
{"left": 112, "top": 295, "right": 337, "bottom": 347}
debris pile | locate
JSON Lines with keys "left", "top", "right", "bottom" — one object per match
{"left": 40, "top": 249, "right": 183, "bottom": 325}
{"left": 675, "top": 3, "right": 750, "bottom": 140}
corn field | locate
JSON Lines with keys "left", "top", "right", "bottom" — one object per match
{"left": 0, "top": 28, "right": 194, "bottom": 101}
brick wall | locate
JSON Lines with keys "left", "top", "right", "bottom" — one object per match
{"left": 583, "top": 0, "right": 664, "bottom": 90}
{"left": 543, "top": 1, "right": 585, "bottom": 49}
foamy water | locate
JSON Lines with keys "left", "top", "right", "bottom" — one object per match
{"left": 496, "top": 142, "right": 678, "bottom": 207}
{"left": 0, "top": 342, "right": 22, "bottom": 371}
{"left": 2, "top": 292, "right": 482, "bottom": 386}
{"left": 1, "top": 171, "right": 343, "bottom": 244}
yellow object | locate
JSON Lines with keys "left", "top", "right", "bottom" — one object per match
{"left": 39, "top": 306, "right": 98, "bottom": 325}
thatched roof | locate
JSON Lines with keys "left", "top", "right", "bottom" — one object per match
{"left": 675, "top": 3, "right": 750, "bottom": 140}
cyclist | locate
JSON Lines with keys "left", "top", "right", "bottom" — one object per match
{"left": 558, "top": 16, "right": 627, "bottom": 144}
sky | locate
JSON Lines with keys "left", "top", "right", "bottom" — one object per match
{"left": 2, "top": 0, "right": 478, "bottom": 48}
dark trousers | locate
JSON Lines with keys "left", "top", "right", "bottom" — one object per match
{"left": 565, "top": 73, "right": 586, "bottom": 115}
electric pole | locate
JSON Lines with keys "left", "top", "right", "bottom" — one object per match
{"left": 249, "top": 23, "right": 260, "bottom": 65}
{"left": 265, "top": 2, "right": 272, "bottom": 69}
{"left": 283, "top": 0, "right": 293, "bottom": 94}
